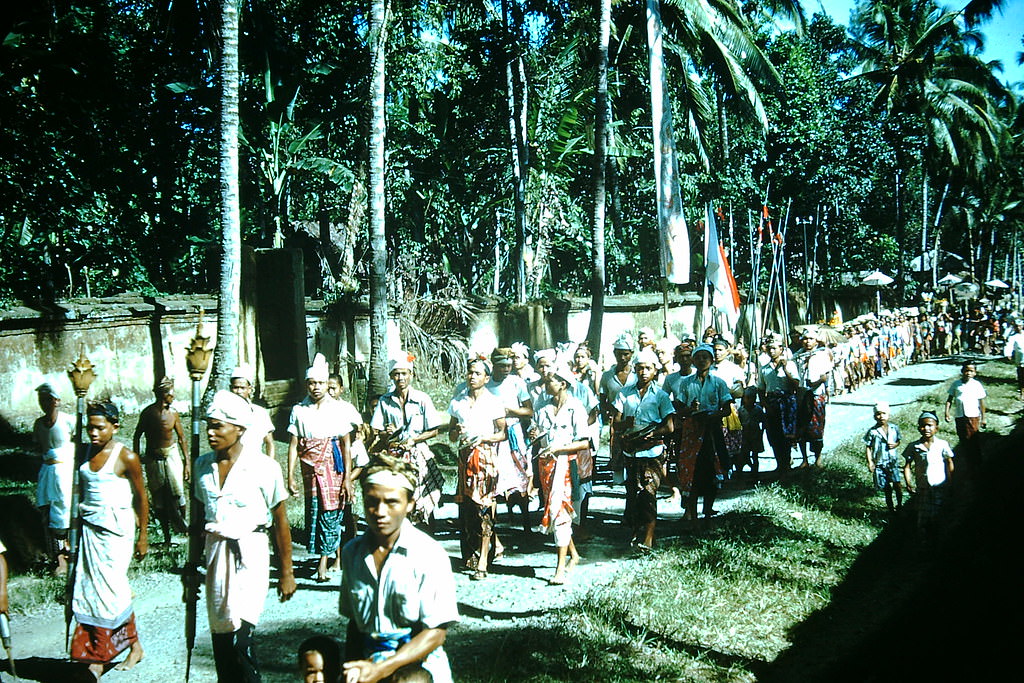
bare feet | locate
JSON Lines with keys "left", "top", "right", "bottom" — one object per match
{"left": 114, "top": 641, "right": 145, "bottom": 671}
{"left": 548, "top": 572, "right": 566, "bottom": 585}
{"left": 566, "top": 554, "right": 579, "bottom": 573}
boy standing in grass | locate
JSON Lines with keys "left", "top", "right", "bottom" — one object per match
{"left": 863, "top": 402, "right": 902, "bottom": 512}
{"left": 903, "top": 412, "right": 954, "bottom": 533}
{"left": 943, "top": 361, "right": 986, "bottom": 470}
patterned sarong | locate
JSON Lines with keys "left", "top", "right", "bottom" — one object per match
{"left": 388, "top": 443, "right": 445, "bottom": 523}
{"left": 457, "top": 443, "right": 498, "bottom": 508}
{"left": 624, "top": 456, "right": 663, "bottom": 527}
{"left": 539, "top": 452, "right": 574, "bottom": 535}
{"left": 797, "top": 394, "right": 827, "bottom": 442}
{"left": 675, "top": 414, "right": 725, "bottom": 494}
{"left": 71, "top": 613, "right": 138, "bottom": 664}
{"left": 496, "top": 423, "right": 532, "bottom": 496}
{"left": 298, "top": 437, "right": 346, "bottom": 511}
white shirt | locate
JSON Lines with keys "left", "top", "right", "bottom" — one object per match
{"left": 34, "top": 412, "right": 76, "bottom": 463}
{"left": 1004, "top": 332, "right": 1024, "bottom": 366}
{"left": 947, "top": 378, "right": 986, "bottom": 418}
{"left": 795, "top": 348, "right": 832, "bottom": 396}
{"left": 711, "top": 359, "right": 746, "bottom": 394}
{"left": 613, "top": 383, "right": 674, "bottom": 457}
{"left": 486, "top": 375, "right": 531, "bottom": 427}
{"left": 662, "top": 368, "right": 695, "bottom": 404}
{"left": 340, "top": 521, "right": 459, "bottom": 683}
{"left": 288, "top": 396, "right": 361, "bottom": 439}
{"left": 448, "top": 389, "right": 505, "bottom": 442}
{"left": 904, "top": 438, "right": 954, "bottom": 488}
{"left": 533, "top": 396, "right": 590, "bottom": 450}
{"left": 371, "top": 388, "right": 440, "bottom": 440}
{"left": 194, "top": 448, "right": 288, "bottom": 532}
{"left": 599, "top": 367, "right": 636, "bottom": 405}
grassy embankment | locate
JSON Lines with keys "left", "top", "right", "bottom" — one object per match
{"left": 467, "top": 359, "right": 1020, "bottom": 682}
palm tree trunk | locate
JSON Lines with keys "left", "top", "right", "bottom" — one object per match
{"left": 367, "top": 0, "right": 391, "bottom": 399}
{"left": 503, "top": 0, "right": 528, "bottom": 304}
{"left": 586, "top": 0, "right": 611, "bottom": 353}
{"left": 208, "top": 0, "right": 241, "bottom": 398}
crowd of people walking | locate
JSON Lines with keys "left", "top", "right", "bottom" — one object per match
{"left": 3, "top": 300, "right": 1023, "bottom": 683}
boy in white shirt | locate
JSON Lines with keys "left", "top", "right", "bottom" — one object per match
{"left": 943, "top": 362, "right": 986, "bottom": 467}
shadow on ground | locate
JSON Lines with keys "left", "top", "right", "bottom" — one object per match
{"left": 759, "top": 420, "right": 1024, "bottom": 681}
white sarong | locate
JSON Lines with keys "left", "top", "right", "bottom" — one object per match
{"left": 204, "top": 526, "right": 271, "bottom": 634}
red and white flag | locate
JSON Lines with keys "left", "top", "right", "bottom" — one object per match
{"left": 706, "top": 203, "right": 741, "bottom": 328}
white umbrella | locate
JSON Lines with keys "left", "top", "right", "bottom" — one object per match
{"left": 937, "top": 273, "right": 963, "bottom": 286}
{"left": 861, "top": 270, "right": 894, "bottom": 313}
{"left": 985, "top": 278, "right": 1010, "bottom": 289}
{"left": 861, "top": 270, "right": 895, "bottom": 286}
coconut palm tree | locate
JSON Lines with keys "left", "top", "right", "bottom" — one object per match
{"left": 368, "top": 0, "right": 391, "bottom": 398}
{"left": 850, "top": 0, "right": 1010, "bottom": 291}
{"left": 209, "top": 0, "right": 242, "bottom": 395}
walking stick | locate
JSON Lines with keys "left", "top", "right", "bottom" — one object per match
{"left": 64, "top": 350, "right": 96, "bottom": 654}
{"left": 183, "top": 313, "right": 214, "bottom": 683}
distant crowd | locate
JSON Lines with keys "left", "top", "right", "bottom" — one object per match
{"left": 4, "top": 300, "right": 1024, "bottom": 683}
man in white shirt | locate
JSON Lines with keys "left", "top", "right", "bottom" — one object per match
{"left": 229, "top": 365, "right": 276, "bottom": 458}
{"left": 340, "top": 455, "right": 459, "bottom": 683}
{"left": 1003, "top": 319, "right": 1024, "bottom": 400}
{"left": 611, "top": 349, "right": 674, "bottom": 550}
{"left": 794, "top": 329, "right": 832, "bottom": 467}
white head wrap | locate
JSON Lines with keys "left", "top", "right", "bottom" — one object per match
{"left": 873, "top": 401, "right": 890, "bottom": 413}
{"left": 638, "top": 326, "right": 656, "bottom": 338}
{"left": 550, "top": 363, "right": 576, "bottom": 387}
{"left": 533, "top": 348, "right": 557, "bottom": 364}
{"left": 206, "top": 390, "right": 253, "bottom": 428}
{"left": 634, "top": 348, "right": 661, "bottom": 367}
{"left": 510, "top": 342, "right": 530, "bottom": 358}
{"left": 365, "top": 469, "right": 416, "bottom": 492}
{"left": 306, "top": 353, "right": 330, "bottom": 381}
{"left": 613, "top": 333, "right": 634, "bottom": 351}
{"left": 230, "top": 364, "right": 255, "bottom": 385}
{"left": 388, "top": 352, "right": 415, "bottom": 374}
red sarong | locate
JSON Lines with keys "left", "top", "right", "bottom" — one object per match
{"left": 71, "top": 613, "right": 138, "bottom": 664}
{"left": 299, "top": 437, "right": 345, "bottom": 511}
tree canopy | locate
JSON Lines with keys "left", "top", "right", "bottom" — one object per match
{"left": 1, "top": 0, "right": 1021, "bottom": 314}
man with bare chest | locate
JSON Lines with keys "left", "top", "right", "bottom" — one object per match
{"left": 133, "top": 377, "right": 188, "bottom": 545}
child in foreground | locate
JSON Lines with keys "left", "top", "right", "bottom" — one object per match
{"left": 903, "top": 411, "right": 954, "bottom": 533}
{"left": 863, "top": 402, "right": 902, "bottom": 512}
{"left": 298, "top": 635, "right": 340, "bottom": 683}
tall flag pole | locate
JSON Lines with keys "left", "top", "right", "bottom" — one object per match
{"left": 646, "top": 0, "right": 690, "bottom": 288}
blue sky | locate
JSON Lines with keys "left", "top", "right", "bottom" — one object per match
{"left": 815, "top": 0, "right": 1024, "bottom": 87}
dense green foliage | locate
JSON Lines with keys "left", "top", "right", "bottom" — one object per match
{"left": 0, "top": 0, "right": 1021, "bottom": 308}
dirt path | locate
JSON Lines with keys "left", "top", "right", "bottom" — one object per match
{"left": 1, "top": 357, "right": 981, "bottom": 682}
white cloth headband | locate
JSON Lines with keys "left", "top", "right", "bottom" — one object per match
{"left": 364, "top": 470, "right": 416, "bottom": 492}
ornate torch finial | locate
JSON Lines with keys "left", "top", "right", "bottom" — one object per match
{"left": 67, "top": 346, "right": 97, "bottom": 398}
{"left": 185, "top": 307, "right": 215, "bottom": 381}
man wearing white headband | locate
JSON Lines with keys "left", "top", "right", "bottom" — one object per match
{"left": 189, "top": 390, "right": 295, "bottom": 683}
{"left": 230, "top": 364, "right": 276, "bottom": 458}
{"left": 286, "top": 353, "right": 362, "bottom": 582}
{"left": 487, "top": 347, "right": 535, "bottom": 533}
{"left": 33, "top": 382, "right": 75, "bottom": 574}
{"left": 794, "top": 327, "right": 833, "bottom": 468}
{"left": 600, "top": 333, "right": 638, "bottom": 482}
{"left": 340, "top": 454, "right": 458, "bottom": 683}
{"left": 611, "top": 347, "right": 674, "bottom": 550}
{"left": 370, "top": 352, "right": 445, "bottom": 527}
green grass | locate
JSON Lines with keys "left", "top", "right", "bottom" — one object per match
{"left": 470, "top": 358, "right": 1018, "bottom": 682}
